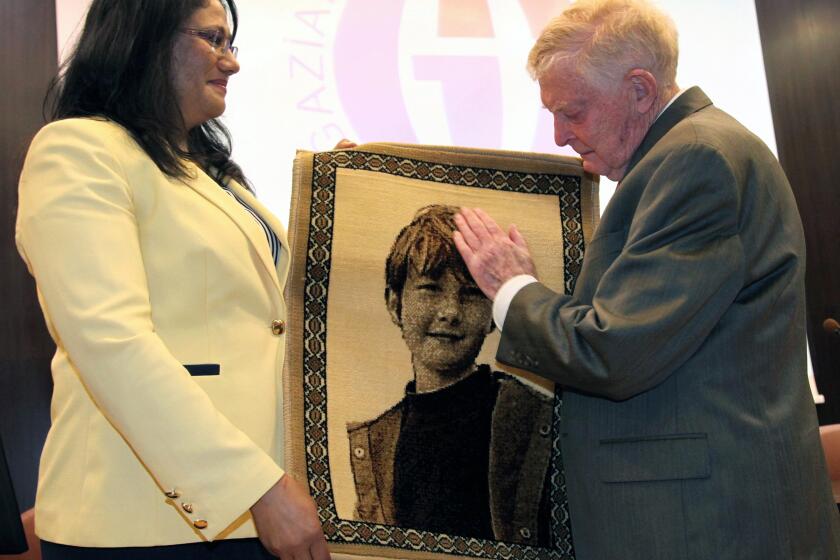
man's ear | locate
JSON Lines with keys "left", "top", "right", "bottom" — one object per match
{"left": 386, "top": 288, "right": 402, "bottom": 327}
{"left": 626, "top": 68, "right": 658, "bottom": 114}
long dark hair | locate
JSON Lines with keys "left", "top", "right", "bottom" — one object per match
{"left": 45, "top": 0, "right": 248, "bottom": 188}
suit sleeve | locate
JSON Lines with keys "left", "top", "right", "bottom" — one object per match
{"left": 15, "top": 120, "right": 283, "bottom": 538}
{"left": 498, "top": 142, "right": 745, "bottom": 400}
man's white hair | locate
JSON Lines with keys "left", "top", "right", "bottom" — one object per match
{"left": 528, "top": 0, "right": 679, "bottom": 91}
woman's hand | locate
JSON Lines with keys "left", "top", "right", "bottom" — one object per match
{"left": 333, "top": 139, "right": 357, "bottom": 149}
{"left": 250, "top": 474, "right": 331, "bottom": 560}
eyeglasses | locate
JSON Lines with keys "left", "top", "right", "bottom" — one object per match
{"left": 180, "top": 28, "right": 238, "bottom": 59}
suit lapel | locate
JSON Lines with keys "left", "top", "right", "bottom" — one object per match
{"left": 623, "top": 86, "right": 713, "bottom": 178}
{"left": 184, "top": 164, "right": 285, "bottom": 293}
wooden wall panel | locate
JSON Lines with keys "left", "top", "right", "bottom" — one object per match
{"left": 0, "top": 0, "right": 57, "bottom": 511}
{"left": 755, "top": 0, "right": 840, "bottom": 424}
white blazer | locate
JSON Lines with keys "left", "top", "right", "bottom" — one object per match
{"left": 16, "top": 118, "right": 290, "bottom": 546}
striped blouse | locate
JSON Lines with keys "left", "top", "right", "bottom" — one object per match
{"left": 219, "top": 182, "right": 281, "bottom": 266}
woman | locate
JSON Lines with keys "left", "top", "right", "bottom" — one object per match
{"left": 16, "top": 1, "right": 330, "bottom": 558}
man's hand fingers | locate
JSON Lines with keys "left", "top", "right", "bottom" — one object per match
{"left": 454, "top": 208, "right": 536, "bottom": 299}
{"left": 509, "top": 224, "right": 529, "bottom": 251}
{"left": 454, "top": 211, "right": 481, "bottom": 250}
{"left": 474, "top": 208, "right": 504, "bottom": 238}
{"left": 453, "top": 231, "right": 473, "bottom": 261}
{"left": 458, "top": 207, "right": 495, "bottom": 243}
{"left": 509, "top": 224, "right": 538, "bottom": 277}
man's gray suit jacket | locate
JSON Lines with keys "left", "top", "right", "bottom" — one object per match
{"left": 498, "top": 87, "right": 840, "bottom": 559}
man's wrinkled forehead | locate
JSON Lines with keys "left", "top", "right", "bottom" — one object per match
{"left": 539, "top": 67, "right": 596, "bottom": 113}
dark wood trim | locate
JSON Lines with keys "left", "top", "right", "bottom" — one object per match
{"left": 0, "top": 0, "right": 58, "bottom": 511}
{"left": 755, "top": 0, "right": 840, "bottom": 424}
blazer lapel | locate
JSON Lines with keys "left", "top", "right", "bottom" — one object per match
{"left": 226, "top": 179, "right": 291, "bottom": 287}
{"left": 623, "top": 86, "right": 714, "bottom": 178}
{"left": 184, "top": 165, "right": 285, "bottom": 293}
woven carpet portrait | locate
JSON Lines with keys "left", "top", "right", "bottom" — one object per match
{"left": 284, "top": 143, "right": 598, "bottom": 560}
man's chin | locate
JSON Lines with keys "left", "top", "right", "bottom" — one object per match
{"left": 581, "top": 159, "right": 604, "bottom": 176}
{"left": 582, "top": 159, "right": 624, "bottom": 180}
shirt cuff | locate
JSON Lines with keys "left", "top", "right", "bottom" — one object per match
{"left": 493, "top": 275, "right": 538, "bottom": 331}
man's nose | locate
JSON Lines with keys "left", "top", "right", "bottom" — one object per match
{"left": 554, "top": 115, "right": 572, "bottom": 146}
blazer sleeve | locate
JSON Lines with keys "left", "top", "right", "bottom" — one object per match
{"left": 498, "top": 142, "right": 745, "bottom": 400}
{"left": 15, "top": 120, "right": 283, "bottom": 538}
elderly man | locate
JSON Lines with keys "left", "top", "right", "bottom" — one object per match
{"left": 453, "top": 0, "right": 840, "bottom": 558}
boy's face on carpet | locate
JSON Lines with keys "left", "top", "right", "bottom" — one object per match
{"left": 398, "top": 268, "right": 493, "bottom": 375}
